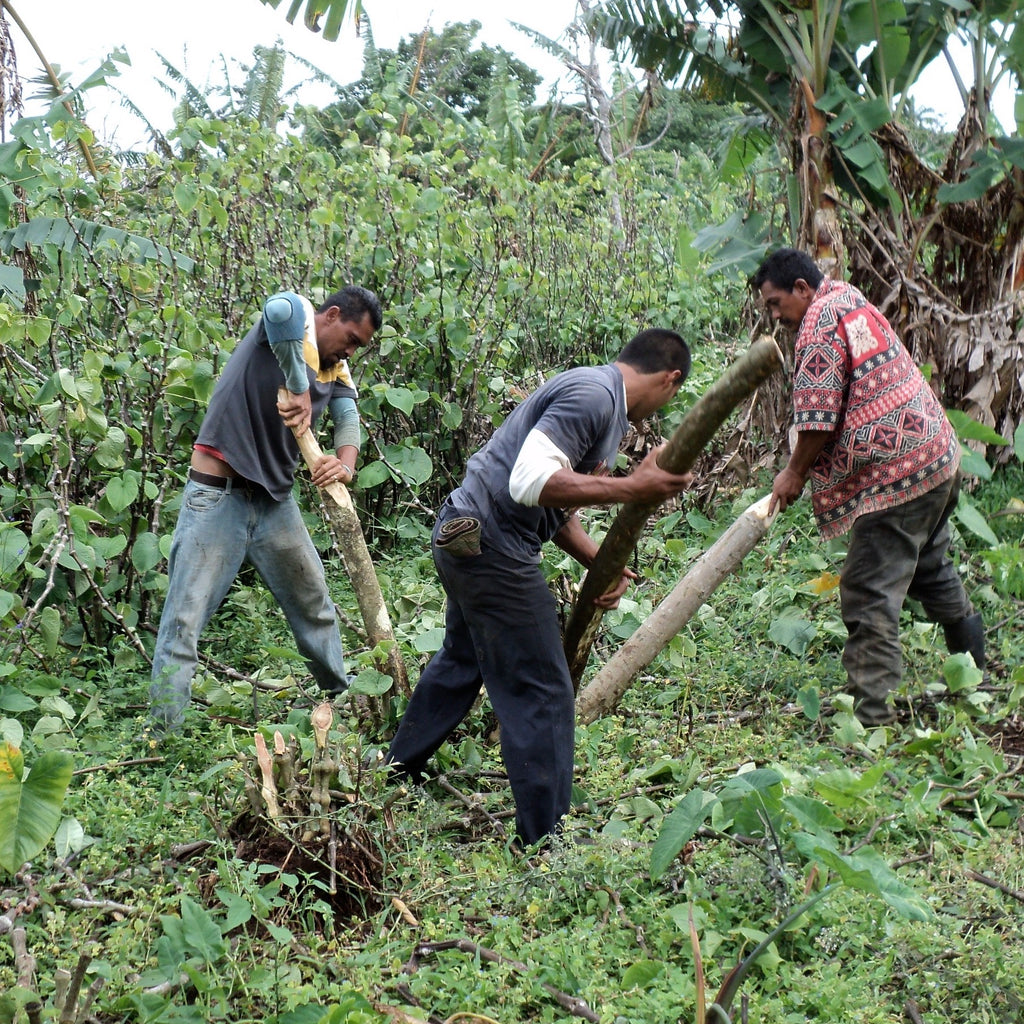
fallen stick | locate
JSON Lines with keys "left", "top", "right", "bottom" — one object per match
{"left": 563, "top": 338, "right": 783, "bottom": 687}
{"left": 282, "top": 389, "right": 409, "bottom": 698}
{"left": 577, "top": 493, "right": 776, "bottom": 724}
{"left": 435, "top": 776, "right": 508, "bottom": 838}
{"left": 72, "top": 757, "right": 164, "bottom": 774}
{"left": 966, "top": 869, "right": 1024, "bottom": 904}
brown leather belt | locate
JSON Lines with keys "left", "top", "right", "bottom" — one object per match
{"left": 188, "top": 467, "right": 255, "bottom": 491}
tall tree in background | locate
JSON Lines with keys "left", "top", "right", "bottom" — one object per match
{"left": 590, "top": 0, "right": 1024, "bottom": 451}
{"left": 333, "top": 20, "right": 541, "bottom": 123}
{"left": 298, "top": 22, "right": 540, "bottom": 142}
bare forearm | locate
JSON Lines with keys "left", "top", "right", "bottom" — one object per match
{"left": 770, "top": 428, "right": 834, "bottom": 513}
{"left": 554, "top": 513, "right": 637, "bottom": 608}
{"left": 786, "top": 429, "right": 832, "bottom": 477}
{"left": 540, "top": 470, "right": 640, "bottom": 508}
{"left": 538, "top": 447, "right": 693, "bottom": 509}
{"left": 553, "top": 514, "right": 599, "bottom": 566}
{"left": 335, "top": 444, "right": 358, "bottom": 472}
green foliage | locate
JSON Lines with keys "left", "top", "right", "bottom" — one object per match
{"left": 0, "top": 22, "right": 1019, "bottom": 1023}
{"left": 259, "top": 0, "right": 358, "bottom": 43}
{"left": 946, "top": 408, "right": 1009, "bottom": 483}
{"left": 0, "top": 740, "right": 73, "bottom": 875}
{"left": 937, "top": 135, "right": 1024, "bottom": 203}
{"left": 0, "top": 476, "right": 1020, "bottom": 1021}
{"left": 0, "top": 216, "right": 195, "bottom": 302}
{"left": 0, "top": 95, "right": 743, "bottom": 694}
{"left": 298, "top": 20, "right": 548, "bottom": 156}
{"left": 650, "top": 763, "right": 931, "bottom": 922}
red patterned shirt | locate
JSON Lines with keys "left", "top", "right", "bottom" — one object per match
{"left": 793, "top": 278, "right": 959, "bottom": 539}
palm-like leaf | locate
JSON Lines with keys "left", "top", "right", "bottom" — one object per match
{"left": 237, "top": 44, "right": 289, "bottom": 127}
{"left": 0, "top": 216, "right": 196, "bottom": 308}
{"left": 155, "top": 53, "right": 218, "bottom": 123}
{"left": 259, "top": 0, "right": 361, "bottom": 42}
{"left": 589, "top": 0, "right": 958, "bottom": 115}
{"left": 0, "top": 216, "right": 195, "bottom": 270}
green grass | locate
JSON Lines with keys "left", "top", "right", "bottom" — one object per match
{"left": 2, "top": 468, "right": 1023, "bottom": 1024}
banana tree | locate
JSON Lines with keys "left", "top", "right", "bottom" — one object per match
{"left": 589, "top": 0, "right": 1024, "bottom": 447}
{"left": 590, "top": 0, "right": 959, "bottom": 262}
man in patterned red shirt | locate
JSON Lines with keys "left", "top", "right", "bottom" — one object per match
{"left": 753, "top": 248, "right": 984, "bottom": 725}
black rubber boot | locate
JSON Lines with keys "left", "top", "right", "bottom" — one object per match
{"left": 943, "top": 612, "right": 986, "bottom": 670}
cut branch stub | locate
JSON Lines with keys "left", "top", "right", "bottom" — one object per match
{"left": 253, "top": 732, "right": 281, "bottom": 819}
{"left": 563, "top": 338, "right": 783, "bottom": 687}
{"left": 311, "top": 701, "right": 334, "bottom": 751}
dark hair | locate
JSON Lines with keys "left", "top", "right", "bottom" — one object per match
{"left": 617, "top": 328, "right": 691, "bottom": 379}
{"left": 751, "top": 247, "right": 824, "bottom": 292}
{"left": 319, "top": 285, "right": 383, "bottom": 331}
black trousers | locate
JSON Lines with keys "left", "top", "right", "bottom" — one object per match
{"left": 387, "top": 520, "right": 575, "bottom": 845}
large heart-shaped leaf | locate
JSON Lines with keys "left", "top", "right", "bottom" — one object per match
{"left": 0, "top": 742, "right": 74, "bottom": 874}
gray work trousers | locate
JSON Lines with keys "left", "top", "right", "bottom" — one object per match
{"left": 840, "top": 473, "right": 974, "bottom": 723}
{"left": 150, "top": 479, "right": 349, "bottom": 734}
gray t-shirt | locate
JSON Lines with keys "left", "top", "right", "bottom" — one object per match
{"left": 450, "top": 364, "right": 628, "bottom": 562}
{"left": 196, "top": 316, "right": 356, "bottom": 501}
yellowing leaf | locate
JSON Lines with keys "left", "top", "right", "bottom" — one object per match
{"left": 0, "top": 741, "right": 23, "bottom": 782}
{"left": 807, "top": 572, "right": 841, "bottom": 595}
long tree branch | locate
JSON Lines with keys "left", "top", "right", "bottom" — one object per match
{"left": 0, "top": 0, "right": 99, "bottom": 177}
{"left": 563, "top": 337, "right": 783, "bottom": 687}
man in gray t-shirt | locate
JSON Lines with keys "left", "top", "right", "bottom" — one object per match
{"left": 387, "top": 328, "right": 693, "bottom": 846}
{"left": 149, "top": 285, "right": 382, "bottom": 735}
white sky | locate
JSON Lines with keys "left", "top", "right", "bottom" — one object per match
{"left": 7, "top": 0, "right": 1015, "bottom": 149}
{"left": 10, "top": 0, "right": 582, "bottom": 148}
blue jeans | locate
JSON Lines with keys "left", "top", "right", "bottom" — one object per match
{"left": 386, "top": 510, "right": 575, "bottom": 845}
{"left": 840, "top": 474, "right": 974, "bottom": 723}
{"left": 150, "top": 478, "right": 348, "bottom": 733}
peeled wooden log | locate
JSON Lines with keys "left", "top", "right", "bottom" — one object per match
{"left": 563, "top": 338, "right": 783, "bottom": 686}
{"left": 577, "top": 494, "right": 776, "bottom": 724}
{"left": 282, "top": 390, "right": 409, "bottom": 699}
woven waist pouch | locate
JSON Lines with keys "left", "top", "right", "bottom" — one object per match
{"left": 435, "top": 516, "right": 482, "bottom": 557}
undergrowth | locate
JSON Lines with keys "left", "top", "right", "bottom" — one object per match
{"left": 2, "top": 468, "right": 1023, "bottom": 1024}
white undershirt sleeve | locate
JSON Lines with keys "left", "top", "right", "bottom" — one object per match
{"left": 509, "top": 428, "right": 572, "bottom": 506}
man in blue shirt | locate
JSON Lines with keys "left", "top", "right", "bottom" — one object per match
{"left": 387, "top": 328, "right": 693, "bottom": 845}
{"left": 150, "top": 285, "right": 382, "bottom": 735}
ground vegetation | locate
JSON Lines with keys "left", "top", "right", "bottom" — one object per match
{"left": 0, "top": 6, "right": 1022, "bottom": 1021}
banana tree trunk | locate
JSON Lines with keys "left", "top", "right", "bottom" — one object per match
{"left": 797, "top": 77, "right": 844, "bottom": 274}
{"left": 576, "top": 494, "right": 776, "bottom": 724}
{"left": 563, "top": 338, "right": 783, "bottom": 688}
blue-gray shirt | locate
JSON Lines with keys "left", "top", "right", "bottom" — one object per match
{"left": 450, "top": 364, "right": 628, "bottom": 563}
